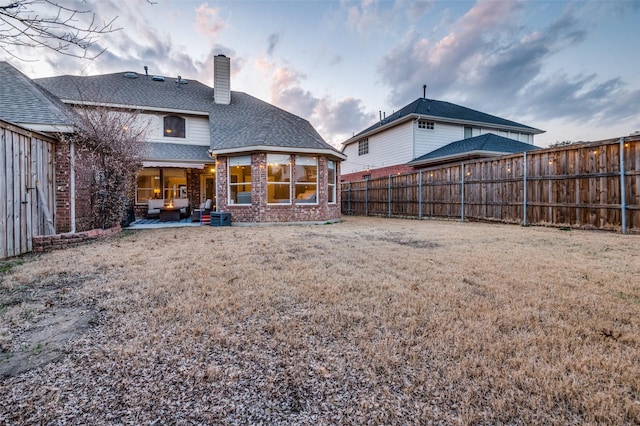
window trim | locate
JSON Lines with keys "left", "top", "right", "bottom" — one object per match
{"left": 227, "top": 155, "right": 252, "bottom": 206}
{"left": 418, "top": 120, "right": 435, "bottom": 130}
{"left": 294, "top": 155, "right": 318, "bottom": 205}
{"left": 163, "top": 115, "right": 186, "bottom": 138}
{"left": 327, "top": 160, "right": 337, "bottom": 204}
{"left": 358, "top": 138, "right": 369, "bottom": 156}
{"left": 267, "top": 154, "right": 292, "bottom": 205}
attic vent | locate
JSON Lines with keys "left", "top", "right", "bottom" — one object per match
{"left": 152, "top": 75, "right": 165, "bottom": 82}
{"left": 175, "top": 78, "right": 188, "bottom": 84}
{"left": 123, "top": 72, "right": 138, "bottom": 79}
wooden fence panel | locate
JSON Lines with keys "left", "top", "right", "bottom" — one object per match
{"left": 1, "top": 120, "right": 56, "bottom": 259}
{"left": 342, "top": 136, "right": 640, "bottom": 233}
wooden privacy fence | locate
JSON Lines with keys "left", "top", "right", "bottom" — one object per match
{"left": 341, "top": 136, "right": 640, "bottom": 233}
{"left": 1, "top": 119, "right": 57, "bottom": 259}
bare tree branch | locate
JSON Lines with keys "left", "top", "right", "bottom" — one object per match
{"left": 0, "top": 0, "right": 122, "bottom": 60}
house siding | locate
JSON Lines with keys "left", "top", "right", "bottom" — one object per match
{"left": 145, "top": 114, "right": 210, "bottom": 146}
{"left": 414, "top": 121, "right": 463, "bottom": 159}
{"left": 342, "top": 121, "right": 414, "bottom": 175}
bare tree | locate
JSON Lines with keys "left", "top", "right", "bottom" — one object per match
{"left": 0, "top": 0, "right": 120, "bottom": 59}
{"left": 68, "top": 106, "right": 150, "bottom": 230}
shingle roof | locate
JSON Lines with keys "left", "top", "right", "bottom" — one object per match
{"left": 35, "top": 71, "right": 344, "bottom": 158}
{"left": 349, "top": 97, "right": 543, "bottom": 142}
{"left": 0, "top": 61, "right": 74, "bottom": 128}
{"left": 145, "top": 142, "right": 212, "bottom": 162}
{"left": 35, "top": 72, "right": 213, "bottom": 113}
{"left": 408, "top": 133, "right": 541, "bottom": 166}
{"left": 208, "top": 92, "right": 333, "bottom": 152}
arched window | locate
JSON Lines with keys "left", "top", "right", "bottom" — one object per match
{"left": 163, "top": 115, "right": 185, "bottom": 138}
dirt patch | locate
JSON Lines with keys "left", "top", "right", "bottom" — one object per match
{"left": 0, "top": 307, "right": 95, "bottom": 378}
{"left": 0, "top": 265, "right": 100, "bottom": 378}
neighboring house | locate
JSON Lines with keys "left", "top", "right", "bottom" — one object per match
{"left": 341, "top": 97, "right": 544, "bottom": 181}
{"left": 35, "top": 55, "right": 346, "bottom": 224}
{"left": 407, "top": 133, "right": 541, "bottom": 168}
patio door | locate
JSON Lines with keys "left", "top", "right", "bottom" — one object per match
{"left": 200, "top": 174, "right": 216, "bottom": 209}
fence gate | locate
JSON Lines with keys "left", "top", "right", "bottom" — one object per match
{"left": 1, "top": 120, "right": 56, "bottom": 259}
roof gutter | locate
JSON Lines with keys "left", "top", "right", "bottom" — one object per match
{"left": 208, "top": 145, "right": 347, "bottom": 160}
{"left": 406, "top": 150, "right": 513, "bottom": 167}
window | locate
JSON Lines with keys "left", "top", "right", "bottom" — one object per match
{"left": 294, "top": 155, "right": 317, "bottom": 204}
{"left": 163, "top": 168, "right": 187, "bottom": 200}
{"left": 163, "top": 115, "right": 185, "bottom": 138}
{"left": 358, "top": 138, "right": 369, "bottom": 156}
{"left": 135, "top": 168, "right": 160, "bottom": 203}
{"left": 327, "top": 160, "right": 336, "bottom": 204}
{"left": 418, "top": 120, "right": 434, "bottom": 129}
{"left": 135, "top": 168, "right": 186, "bottom": 204}
{"left": 267, "top": 154, "right": 291, "bottom": 204}
{"left": 464, "top": 127, "right": 472, "bottom": 139}
{"left": 228, "top": 155, "right": 252, "bottom": 205}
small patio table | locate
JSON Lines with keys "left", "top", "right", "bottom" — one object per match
{"left": 159, "top": 207, "right": 181, "bottom": 222}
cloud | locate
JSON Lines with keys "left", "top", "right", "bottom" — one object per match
{"left": 194, "top": 3, "right": 226, "bottom": 37}
{"left": 257, "top": 58, "right": 373, "bottom": 146}
{"left": 267, "top": 33, "right": 280, "bottom": 56}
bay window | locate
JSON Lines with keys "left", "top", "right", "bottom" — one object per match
{"left": 294, "top": 155, "right": 317, "bottom": 204}
{"left": 228, "top": 155, "right": 252, "bottom": 204}
{"left": 267, "top": 154, "right": 291, "bottom": 204}
{"left": 328, "top": 160, "right": 336, "bottom": 204}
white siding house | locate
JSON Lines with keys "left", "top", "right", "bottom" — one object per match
{"left": 341, "top": 97, "right": 543, "bottom": 181}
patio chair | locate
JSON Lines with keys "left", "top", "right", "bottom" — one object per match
{"left": 191, "top": 199, "right": 212, "bottom": 222}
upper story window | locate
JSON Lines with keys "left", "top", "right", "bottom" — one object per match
{"left": 164, "top": 115, "right": 185, "bottom": 138}
{"left": 418, "top": 120, "right": 434, "bottom": 130}
{"left": 358, "top": 138, "right": 369, "bottom": 156}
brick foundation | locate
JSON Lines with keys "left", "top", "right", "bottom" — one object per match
{"left": 32, "top": 225, "right": 121, "bottom": 253}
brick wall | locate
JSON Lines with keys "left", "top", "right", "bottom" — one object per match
{"left": 217, "top": 153, "right": 341, "bottom": 223}
{"left": 32, "top": 225, "right": 121, "bottom": 252}
{"left": 54, "top": 140, "right": 71, "bottom": 233}
{"left": 340, "top": 164, "right": 414, "bottom": 183}
{"left": 54, "top": 139, "right": 99, "bottom": 233}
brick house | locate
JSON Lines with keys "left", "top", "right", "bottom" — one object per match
{"left": 341, "top": 97, "right": 544, "bottom": 181}
{"left": 34, "top": 55, "right": 346, "bottom": 224}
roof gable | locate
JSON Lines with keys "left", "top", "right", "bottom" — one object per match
{"left": 0, "top": 61, "right": 74, "bottom": 129}
{"left": 348, "top": 97, "right": 543, "bottom": 143}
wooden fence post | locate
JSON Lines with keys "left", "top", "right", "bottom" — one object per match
{"left": 365, "top": 179, "right": 369, "bottom": 217}
{"left": 347, "top": 181, "right": 351, "bottom": 215}
{"left": 461, "top": 162, "right": 465, "bottom": 223}
{"left": 523, "top": 151, "right": 528, "bottom": 226}
{"left": 620, "top": 137, "right": 626, "bottom": 234}
{"left": 388, "top": 175, "right": 392, "bottom": 218}
{"left": 418, "top": 170, "right": 423, "bottom": 220}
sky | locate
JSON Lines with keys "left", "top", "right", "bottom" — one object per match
{"left": 4, "top": 0, "right": 640, "bottom": 148}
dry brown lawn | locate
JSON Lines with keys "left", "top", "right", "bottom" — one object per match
{"left": 1, "top": 216, "right": 639, "bottom": 424}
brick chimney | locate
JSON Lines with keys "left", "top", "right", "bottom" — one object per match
{"left": 214, "top": 54, "right": 231, "bottom": 105}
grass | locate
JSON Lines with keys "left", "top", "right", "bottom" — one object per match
{"left": 0, "top": 216, "right": 639, "bottom": 424}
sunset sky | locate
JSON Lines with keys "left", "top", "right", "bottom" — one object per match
{"left": 5, "top": 0, "right": 640, "bottom": 148}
